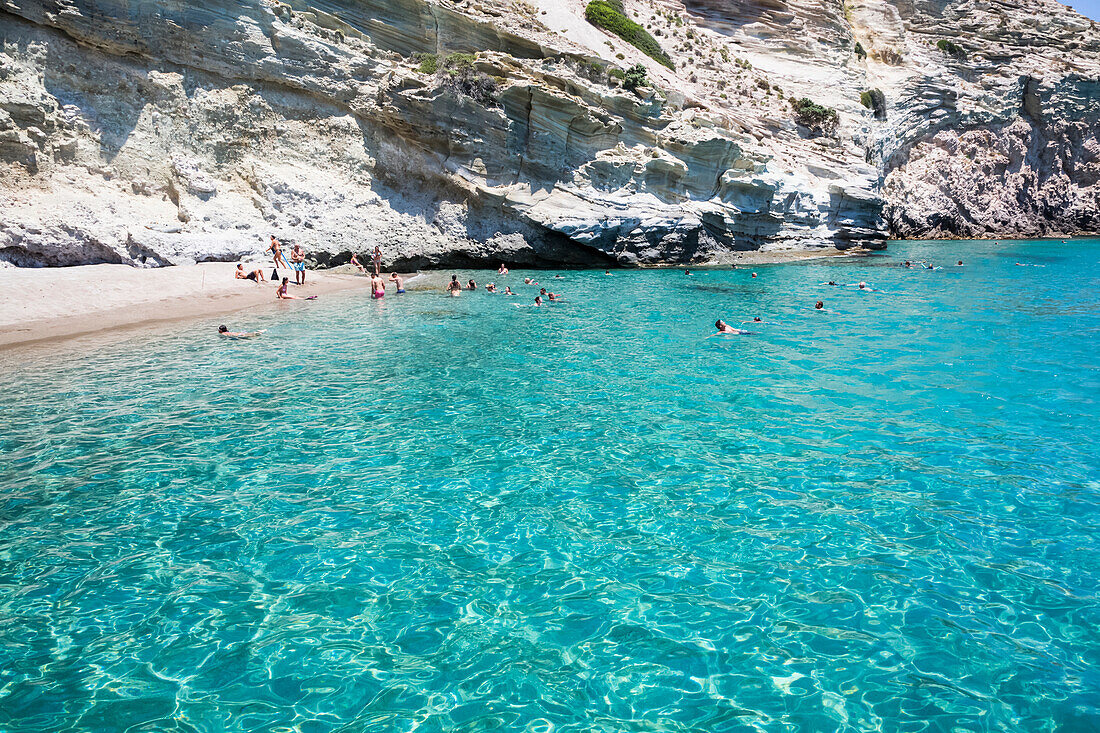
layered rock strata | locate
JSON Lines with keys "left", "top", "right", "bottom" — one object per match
{"left": 0, "top": 0, "right": 1096, "bottom": 268}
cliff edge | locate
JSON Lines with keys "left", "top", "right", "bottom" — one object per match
{"left": 0, "top": 0, "right": 1097, "bottom": 267}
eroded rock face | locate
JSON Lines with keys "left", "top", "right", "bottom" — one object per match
{"left": 0, "top": 0, "right": 1095, "bottom": 268}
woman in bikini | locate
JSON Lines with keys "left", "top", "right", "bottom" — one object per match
{"left": 267, "top": 235, "right": 290, "bottom": 269}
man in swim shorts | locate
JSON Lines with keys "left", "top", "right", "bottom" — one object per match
{"left": 390, "top": 272, "right": 405, "bottom": 293}
{"left": 235, "top": 264, "right": 266, "bottom": 282}
{"left": 290, "top": 243, "right": 306, "bottom": 286}
{"left": 370, "top": 273, "right": 386, "bottom": 299}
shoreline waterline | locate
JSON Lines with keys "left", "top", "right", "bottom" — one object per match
{"left": 0, "top": 248, "right": 870, "bottom": 350}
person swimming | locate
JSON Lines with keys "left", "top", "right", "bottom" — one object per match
{"left": 714, "top": 319, "right": 748, "bottom": 335}
{"left": 486, "top": 283, "right": 497, "bottom": 293}
{"left": 956, "top": 260, "right": 964, "bottom": 266}
{"left": 815, "top": 301, "right": 824, "bottom": 310}
{"left": 751, "top": 272, "right": 757, "bottom": 278}
{"left": 466, "top": 279, "right": 477, "bottom": 290}
{"left": 218, "top": 325, "right": 266, "bottom": 339}
{"left": 534, "top": 295, "right": 543, "bottom": 306}
{"left": 504, "top": 286, "right": 514, "bottom": 296}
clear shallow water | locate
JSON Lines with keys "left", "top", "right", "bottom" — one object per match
{"left": 1, "top": 240, "right": 1098, "bottom": 732}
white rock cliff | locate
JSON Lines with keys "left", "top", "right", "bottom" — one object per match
{"left": 0, "top": 0, "right": 1096, "bottom": 267}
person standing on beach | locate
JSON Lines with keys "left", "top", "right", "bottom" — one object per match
{"left": 267, "top": 235, "right": 290, "bottom": 270}
{"left": 372, "top": 246, "right": 382, "bottom": 276}
{"left": 290, "top": 243, "right": 306, "bottom": 286}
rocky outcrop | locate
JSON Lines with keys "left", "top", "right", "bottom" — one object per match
{"left": 0, "top": 0, "right": 1096, "bottom": 268}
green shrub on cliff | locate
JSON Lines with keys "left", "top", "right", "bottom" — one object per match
{"left": 854, "top": 41, "right": 867, "bottom": 60}
{"left": 415, "top": 53, "right": 438, "bottom": 74}
{"left": 584, "top": 1, "right": 674, "bottom": 69}
{"left": 790, "top": 97, "right": 838, "bottom": 135}
{"left": 860, "top": 88, "right": 886, "bottom": 120}
{"left": 622, "top": 64, "right": 649, "bottom": 91}
{"left": 936, "top": 39, "right": 967, "bottom": 61}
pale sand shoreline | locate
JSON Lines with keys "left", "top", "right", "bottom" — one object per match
{"left": 0, "top": 249, "right": 871, "bottom": 349}
{"left": 0, "top": 262, "right": 376, "bottom": 350}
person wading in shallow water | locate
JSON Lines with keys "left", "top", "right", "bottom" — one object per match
{"left": 448, "top": 275, "right": 462, "bottom": 297}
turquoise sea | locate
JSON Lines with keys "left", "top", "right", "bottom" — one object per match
{"left": 1, "top": 239, "right": 1098, "bottom": 732}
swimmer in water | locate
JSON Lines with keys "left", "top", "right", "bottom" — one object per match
{"left": 855, "top": 281, "right": 883, "bottom": 292}
{"left": 605, "top": 270, "right": 611, "bottom": 275}
{"left": 448, "top": 275, "right": 462, "bottom": 296}
{"left": 498, "top": 263, "right": 509, "bottom": 275}
{"left": 713, "top": 319, "right": 749, "bottom": 335}
{"left": 548, "top": 292, "right": 563, "bottom": 302}
{"left": 815, "top": 301, "right": 824, "bottom": 310}
{"left": 486, "top": 283, "right": 497, "bottom": 293}
{"left": 956, "top": 260, "right": 963, "bottom": 266}
{"left": 218, "top": 325, "right": 266, "bottom": 339}
{"left": 751, "top": 272, "right": 757, "bottom": 278}
{"left": 466, "top": 279, "right": 477, "bottom": 291}
{"left": 534, "top": 295, "right": 543, "bottom": 306}
{"left": 504, "top": 286, "right": 514, "bottom": 296}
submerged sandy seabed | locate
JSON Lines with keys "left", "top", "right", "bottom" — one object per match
{"left": 0, "top": 249, "right": 867, "bottom": 349}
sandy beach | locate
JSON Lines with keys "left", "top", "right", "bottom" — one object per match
{"left": 0, "top": 262, "right": 374, "bottom": 349}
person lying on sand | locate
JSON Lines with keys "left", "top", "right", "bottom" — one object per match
{"left": 218, "top": 325, "right": 266, "bottom": 339}
{"left": 276, "top": 277, "right": 316, "bottom": 300}
{"left": 235, "top": 264, "right": 266, "bottom": 282}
